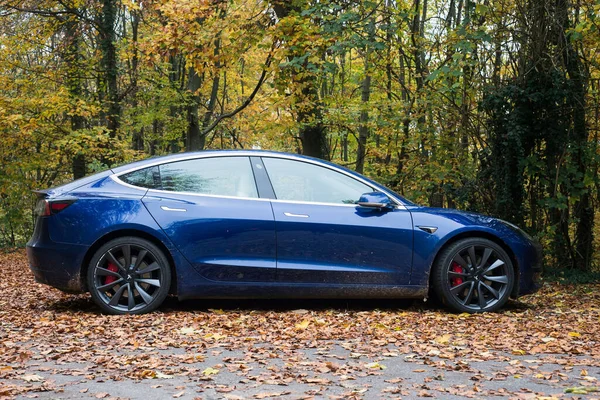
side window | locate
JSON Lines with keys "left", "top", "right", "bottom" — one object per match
{"left": 120, "top": 166, "right": 160, "bottom": 189}
{"left": 262, "top": 158, "right": 372, "bottom": 204}
{"left": 159, "top": 157, "right": 258, "bottom": 198}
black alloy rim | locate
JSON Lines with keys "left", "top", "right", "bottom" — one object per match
{"left": 447, "top": 245, "right": 510, "bottom": 310}
{"left": 93, "top": 244, "right": 162, "bottom": 312}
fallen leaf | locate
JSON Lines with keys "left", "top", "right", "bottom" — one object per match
{"left": 295, "top": 319, "right": 310, "bottom": 330}
{"left": 202, "top": 367, "right": 220, "bottom": 376}
{"left": 365, "top": 362, "right": 386, "bottom": 370}
{"left": 22, "top": 374, "right": 44, "bottom": 382}
{"left": 434, "top": 334, "right": 451, "bottom": 344}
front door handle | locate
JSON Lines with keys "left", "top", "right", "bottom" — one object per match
{"left": 161, "top": 206, "right": 187, "bottom": 212}
{"left": 283, "top": 212, "right": 309, "bottom": 218}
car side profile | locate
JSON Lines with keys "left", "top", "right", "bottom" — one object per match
{"left": 27, "top": 150, "right": 542, "bottom": 314}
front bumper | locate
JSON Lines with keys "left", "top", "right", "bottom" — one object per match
{"left": 516, "top": 240, "right": 543, "bottom": 296}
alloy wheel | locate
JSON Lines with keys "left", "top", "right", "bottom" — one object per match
{"left": 92, "top": 243, "right": 164, "bottom": 313}
{"left": 446, "top": 244, "right": 511, "bottom": 311}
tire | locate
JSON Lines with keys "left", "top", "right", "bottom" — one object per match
{"left": 87, "top": 236, "right": 171, "bottom": 315}
{"left": 432, "top": 238, "right": 514, "bottom": 313}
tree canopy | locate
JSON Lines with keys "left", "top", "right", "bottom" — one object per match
{"left": 1, "top": 0, "right": 599, "bottom": 272}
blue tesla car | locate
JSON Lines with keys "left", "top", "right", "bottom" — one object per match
{"left": 27, "top": 150, "right": 541, "bottom": 314}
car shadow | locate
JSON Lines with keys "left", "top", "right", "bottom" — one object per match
{"left": 43, "top": 294, "right": 424, "bottom": 314}
{"left": 43, "top": 293, "right": 534, "bottom": 315}
{"left": 165, "top": 296, "right": 421, "bottom": 313}
{"left": 502, "top": 298, "right": 535, "bottom": 312}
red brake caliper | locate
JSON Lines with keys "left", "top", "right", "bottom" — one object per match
{"left": 104, "top": 262, "right": 119, "bottom": 285}
{"left": 450, "top": 262, "right": 464, "bottom": 287}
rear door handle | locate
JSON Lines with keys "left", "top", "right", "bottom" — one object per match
{"left": 283, "top": 212, "right": 309, "bottom": 218}
{"left": 161, "top": 206, "right": 187, "bottom": 212}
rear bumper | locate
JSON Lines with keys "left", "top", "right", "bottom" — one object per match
{"left": 27, "top": 237, "right": 89, "bottom": 293}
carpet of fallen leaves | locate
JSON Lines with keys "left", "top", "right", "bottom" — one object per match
{"left": 1, "top": 249, "right": 599, "bottom": 399}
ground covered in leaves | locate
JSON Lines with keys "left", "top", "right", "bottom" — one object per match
{"left": 1, "top": 250, "right": 599, "bottom": 400}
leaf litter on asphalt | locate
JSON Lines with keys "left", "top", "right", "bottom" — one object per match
{"left": 1, "top": 250, "right": 599, "bottom": 399}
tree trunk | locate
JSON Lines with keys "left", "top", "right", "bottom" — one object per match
{"left": 356, "top": 16, "right": 375, "bottom": 174}
{"left": 130, "top": 9, "right": 144, "bottom": 151}
{"left": 200, "top": 36, "right": 222, "bottom": 147}
{"left": 64, "top": 16, "right": 86, "bottom": 179}
{"left": 186, "top": 67, "right": 203, "bottom": 151}
{"left": 557, "top": 0, "right": 593, "bottom": 270}
{"left": 100, "top": 0, "right": 120, "bottom": 141}
{"left": 273, "top": 0, "right": 328, "bottom": 160}
{"left": 168, "top": 54, "right": 183, "bottom": 153}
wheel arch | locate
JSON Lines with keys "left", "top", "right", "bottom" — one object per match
{"left": 81, "top": 229, "right": 178, "bottom": 295}
{"left": 429, "top": 230, "right": 520, "bottom": 298}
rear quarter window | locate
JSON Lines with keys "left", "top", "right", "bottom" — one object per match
{"left": 119, "top": 166, "right": 160, "bottom": 189}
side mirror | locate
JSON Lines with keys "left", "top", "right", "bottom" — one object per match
{"left": 357, "top": 192, "right": 393, "bottom": 209}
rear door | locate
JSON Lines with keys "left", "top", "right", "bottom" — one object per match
{"left": 138, "top": 156, "right": 277, "bottom": 283}
{"left": 261, "top": 157, "right": 414, "bottom": 285}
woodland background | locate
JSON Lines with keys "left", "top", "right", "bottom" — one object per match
{"left": 0, "top": 0, "right": 599, "bottom": 275}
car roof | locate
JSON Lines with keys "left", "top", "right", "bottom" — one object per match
{"left": 109, "top": 149, "right": 415, "bottom": 206}
{"left": 111, "top": 150, "right": 346, "bottom": 175}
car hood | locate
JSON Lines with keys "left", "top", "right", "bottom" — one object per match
{"left": 410, "top": 206, "right": 498, "bottom": 225}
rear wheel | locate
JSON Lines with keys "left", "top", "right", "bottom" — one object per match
{"left": 87, "top": 237, "right": 171, "bottom": 315}
{"left": 432, "top": 238, "right": 514, "bottom": 313}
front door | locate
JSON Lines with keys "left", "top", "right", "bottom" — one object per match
{"left": 261, "top": 157, "right": 413, "bottom": 285}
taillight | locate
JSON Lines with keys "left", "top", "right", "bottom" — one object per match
{"left": 50, "top": 202, "right": 72, "bottom": 213}
{"left": 35, "top": 199, "right": 76, "bottom": 216}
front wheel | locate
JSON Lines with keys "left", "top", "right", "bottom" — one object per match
{"left": 87, "top": 237, "right": 171, "bottom": 315}
{"left": 432, "top": 238, "right": 514, "bottom": 313}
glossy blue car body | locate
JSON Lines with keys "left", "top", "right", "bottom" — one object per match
{"left": 27, "top": 150, "right": 541, "bottom": 304}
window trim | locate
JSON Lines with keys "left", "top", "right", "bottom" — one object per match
{"left": 111, "top": 152, "right": 406, "bottom": 209}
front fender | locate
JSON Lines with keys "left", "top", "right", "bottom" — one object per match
{"left": 408, "top": 208, "right": 537, "bottom": 296}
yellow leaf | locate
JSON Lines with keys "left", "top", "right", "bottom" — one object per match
{"left": 365, "top": 362, "right": 386, "bottom": 370}
{"left": 204, "top": 333, "right": 227, "bottom": 341}
{"left": 512, "top": 349, "right": 526, "bottom": 355}
{"left": 140, "top": 370, "right": 156, "bottom": 379}
{"left": 568, "top": 331, "right": 581, "bottom": 338}
{"left": 295, "top": 319, "right": 310, "bottom": 330}
{"left": 155, "top": 371, "right": 174, "bottom": 379}
{"left": 434, "top": 334, "right": 452, "bottom": 344}
{"left": 202, "top": 367, "right": 220, "bottom": 376}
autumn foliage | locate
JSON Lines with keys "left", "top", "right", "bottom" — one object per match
{"left": 0, "top": 0, "right": 599, "bottom": 272}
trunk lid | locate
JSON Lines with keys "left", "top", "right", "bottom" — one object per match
{"left": 33, "top": 169, "right": 114, "bottom": 199}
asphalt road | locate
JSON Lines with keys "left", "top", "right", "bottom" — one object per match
{"left": 2, "top": 300, "right": 599, "bottom": 400}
